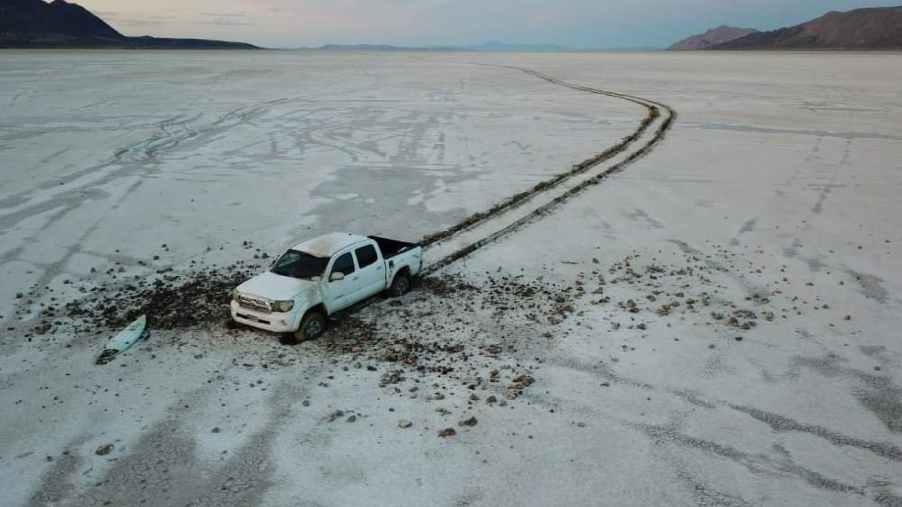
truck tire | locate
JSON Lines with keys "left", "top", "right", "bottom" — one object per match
{"left": 389, "top": 271, "right": 411, "bottom": 297}
{"left": 293, "top": 309, "right": 326, "bottom": 342}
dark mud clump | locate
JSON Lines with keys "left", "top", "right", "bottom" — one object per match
{"left": 22, "top": 262, "right": 263, "bottom": 337}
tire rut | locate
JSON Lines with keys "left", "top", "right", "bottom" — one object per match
{"left": 420, "top": 65, "right": 677, "bottom": 274}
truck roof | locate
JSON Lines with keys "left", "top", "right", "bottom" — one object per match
{"left": 293, "top": 232, "right": 369, "bottom": 257}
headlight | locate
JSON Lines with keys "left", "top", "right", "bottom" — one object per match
{"left": 273, "top": 300, "right": 294, "bottom": 313}
{"left": 231, "top": 288, "right": 240, "bottom": 301}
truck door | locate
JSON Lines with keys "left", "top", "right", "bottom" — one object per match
{"left": 324, "top": 251, "right": 357, "bottom": 312}
{"left": 353, "top": 243, "right": 384, "bottom": 299}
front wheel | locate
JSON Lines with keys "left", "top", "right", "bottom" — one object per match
{"left": 389, "top": 272, "right": 411, "bottom": 298}
{"left": 293, "top": 309, "right": 326, "bottom": 342}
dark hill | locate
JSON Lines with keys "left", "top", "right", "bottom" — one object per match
{"left": 669, "top": 26, "right": 758, "bottom": 50}
{"left": 0, "top": 0, "right": 258, "bottom": 49}
{"left": 713, "top": 6, "right": 902, "bottom": 50}
{"left": 0, "top": 0, "right": 121, "bottom": 39}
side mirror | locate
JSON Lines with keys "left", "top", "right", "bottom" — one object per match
{"left": 330, "top": 272, "right": 345, "bottom": 282}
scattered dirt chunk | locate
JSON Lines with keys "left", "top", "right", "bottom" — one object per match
{"left": 379, "top": 370, "right": 404, "bottom": 387}
{"left": 506, "top": 374, "right": 535, "bottom": 399}
{"left": 419, "top": 275, "right": 479, "bottom": 296}
{"left": 482, "top": 344, "right": 503, "bottom": 356}
{"left": 438, "top": 428, "right": 457, "bottom": 438}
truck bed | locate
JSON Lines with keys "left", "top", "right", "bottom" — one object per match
{"left": 369, "top": 236, "right": 418, "bottom": 260}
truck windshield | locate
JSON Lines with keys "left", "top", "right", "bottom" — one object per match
{"left": 271, "top": 250, "right": 329, "bottom": 280}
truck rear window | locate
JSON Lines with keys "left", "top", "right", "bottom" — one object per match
{"left": 271, "top": 250, "right": 329, "bottom": 280}
{"left": 355, "top": 245, "right": 378, "bottom": 268}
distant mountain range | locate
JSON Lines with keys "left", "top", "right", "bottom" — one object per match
{"left": 0, "top": 0, "right": 258, "bottom": 49}
{"left": 318, "top": 44, "right": 455, "bottom": 52}
{"left": 669, "top": 26, "right": 758, "bottom": 50}
{"left": 673, "top": 6, "right": 902, "bottom": 50}
{"left": 471, "top": 41, "right": 569, "bottom": 52}
{"left": 318, "top": 41, "right": 570, "bottom": 52}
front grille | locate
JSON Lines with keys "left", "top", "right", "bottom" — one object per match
{"left": 236, "top": 312, "right": 271, "bottom": 325}
{"left": 238, "top": 294, "right": 271, "bottom": 313}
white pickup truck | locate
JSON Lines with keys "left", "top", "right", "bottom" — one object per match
{"left": 230, "top": 233, "right": 423, "bottom": 341}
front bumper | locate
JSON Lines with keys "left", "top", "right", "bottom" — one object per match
{"left": 230, "top": 300, "right": 298, "bottom": 333}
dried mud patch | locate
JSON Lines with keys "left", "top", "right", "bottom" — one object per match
{"left": 292, "top": 272, "right": 581, "bottom": 402}
{"left": 9, "top": 258, "right": 266, "bottom": 341}
{"left": 10, "top": 239, "right": 869, "bottom": 435}
{"left": 588, "top": 242, "right": 863, "bottom": 340}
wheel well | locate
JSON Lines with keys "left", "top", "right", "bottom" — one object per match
{"left": 305, "top": 303, "right": 327, "bottom": 318}
{"left": 392, "top": 266, "right": 411, "bottom": 285}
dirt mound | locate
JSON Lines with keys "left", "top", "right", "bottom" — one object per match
{"left": 17, "top": 262, "right": 262, "bottom": 338}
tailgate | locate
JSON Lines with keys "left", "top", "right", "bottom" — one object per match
{"left": 388, "top": 245, "right": 423, "bottom": 276}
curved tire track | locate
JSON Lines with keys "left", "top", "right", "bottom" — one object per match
{"left": 421, "top": 66, "right": 661, "bottom": 248}
{"left": 421, "top": 65, "right": 677, "bottom": 274}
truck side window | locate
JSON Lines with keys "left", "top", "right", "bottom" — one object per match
{"left": 332, "top": 252, "right": 355, "bottom": 276}
{"left": 355, "top": 245, "right": 378, "bottom": 269}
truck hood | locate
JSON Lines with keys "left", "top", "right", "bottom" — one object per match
{"left": 238, "top": 271, "right": 318, "bottom": 301}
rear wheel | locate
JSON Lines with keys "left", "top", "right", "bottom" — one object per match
{"left": 389, "top": 272, "right": 411, "bottom": 298}
{"left": 293, "top": 309, "right": 326, "bottom": 342}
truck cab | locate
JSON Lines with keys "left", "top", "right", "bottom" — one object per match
{"left": 231, "top": 233, "right": 422, "bottom": 341}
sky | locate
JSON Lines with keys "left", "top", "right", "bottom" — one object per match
{"left": 76, "top": 0, "right": 902, "bottom": 48}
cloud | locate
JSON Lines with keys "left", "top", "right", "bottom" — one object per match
{"left": 196, "top": 12, "right": 255, "bottom": 27}
{"left": 95, "top": 11, "right": 177, "bottom": 27}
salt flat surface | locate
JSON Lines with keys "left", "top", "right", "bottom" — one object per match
{"left": 1, "top": 50, "right": 901, "bottom": 506}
